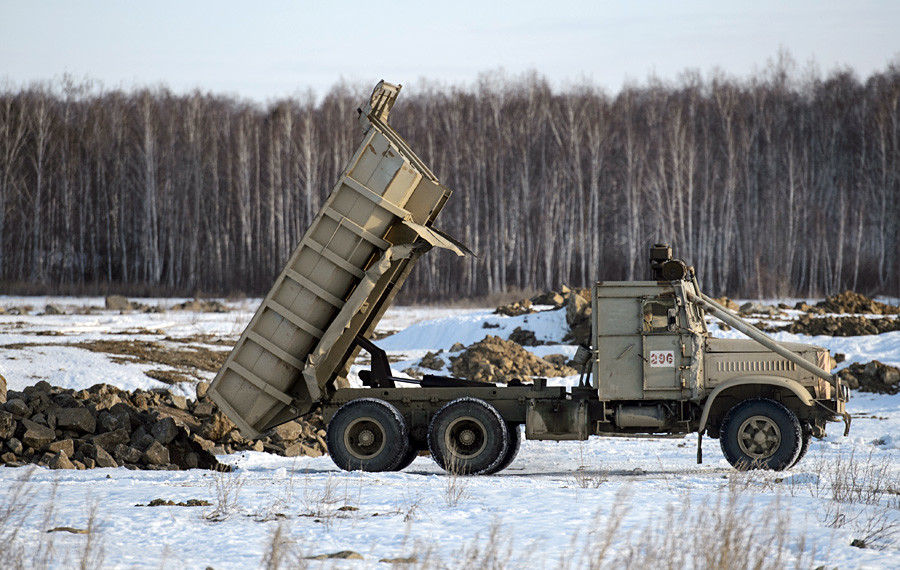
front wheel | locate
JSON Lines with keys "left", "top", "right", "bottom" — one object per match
{"left": 719, "top": 398, "right": 802, "bottom": 471}
{"left": 326, "top": 398, "right": 409, "bottom": 472}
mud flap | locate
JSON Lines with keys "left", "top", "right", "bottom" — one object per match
{"left": 697, "top": 432, "right": 703, "bottom": 464}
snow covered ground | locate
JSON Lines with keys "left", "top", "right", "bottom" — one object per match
{"left": 1, "top": 297, "right": 900, "bottom": 568}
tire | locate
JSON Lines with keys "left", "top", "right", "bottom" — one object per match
{"left": 391, "top": 445, "right": 419, "bottom": 471}
{"left": 326, "top": 398, "right": 409, "bottom": 472}
{"left": 484, "top": 423, "right": 521, "bottom": 474}
{"left": 428, "top": 398, "right": 509, "bottom": 475}
{"left": 790, "top": 422, "right": 812, "bottom": 468}
{"left": 719, "top": 398, "right": 802, "bottom": 471}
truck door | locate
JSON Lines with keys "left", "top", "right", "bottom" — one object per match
{"left": 640, "top": 297, "right": 685, "bottom": 395}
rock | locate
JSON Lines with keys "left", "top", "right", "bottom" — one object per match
{"left": 113, "top": 444, "right": 143, "bottom": 464}
{"left": 531, "top": 291, "right": 565, "bottom": 307}
{"left": 508, "top": 326, "right": 540, "bottom": 347}
{"left": 6, "top": 437, "right": 23, "bottom": 455}
{"left": 45, "top": 304, "right": 64, "bottom": 315}
{"left": 22, "top": 418, "right": 57, "bottom": 449}
{"left": 200, "top": 412, "right": 235, "bottom": 441}
{"left": 495, "top": 299, "right": 534, "bottom": 317}
{"left": 49, "top": 451, "right": 75, "bottom": 470}
{"left": 838, "top": 361, "right": 900, "bottom": 394}
{"left": 713, "top": 297, "right": 741, "bottom": 312}
{"left": 98, "top": 410, "right": 129, "bottom": 433}
{"left": 0, "top": 372, "right": 6, "bottom": 405}
{"left": 450, "top": 342, "right": 466, "bottom": 352}
{"left": 143, "top": 441, "right": 170, "bottom": 465}
{"left": 151, "top": 417, "right": 179, "bottom": 445}
{"left": 4, "top": 398, "right": 31, "bottom": 418}
{"left": 273, "top": 421, "right": 303, "bottom": 442}
{"left": 418, "top": 351, "right": 445, "bottom": 370}
{"left": 193, "top": 401, "right": 215, "bottom": 417}
{"left": 94, "top": 446, "right": 117, "bottom": 468}
{"left": 48, "top": 439, "right": 75, "bottom": 458}
{"left": 2, "top": 452, "right": 18, "bottom": 464}
{"left": 93, "top": 428, "right": 131, "bottom": 451}
{"left": 54, "top": 408, "right": 97, "bottom": 434}
{"left": 284, "top": 442, "right": 323, "bottom": 458}
{"left": 105, "top": 295, "right": 133, "bottom": 311}
{"left": 0, "top": 411, "right": 16, "bottom": 439}
{"left": 195, "top": 381, "right": 210, "bottom": 400}
{"left": 169, "top": 395, "right": 188, "bottom": 411}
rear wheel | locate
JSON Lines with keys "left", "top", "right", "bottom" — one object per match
{"left": 326, "top": 398, "right": 409, "bottom": 472}
{"left": 391, "top": 445, "right": 419, "bottom": 471}
{"left": 719, "top": 398, "right": 801, "bottom": 471}
{"left": 484, "top": 423, "right": 521, "bottom": 474}
{"left": 428, "top": 398, "right": 509, "bottom": 475}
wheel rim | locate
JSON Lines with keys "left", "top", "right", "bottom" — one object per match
{"left": 737, "top": 415, "right": 782, "bottom": 459}
{"left": 344, "top": 417, "right": 386, "bottom": 460}
{"left": 444, "top": 416, "right": 487, "bottom": 460}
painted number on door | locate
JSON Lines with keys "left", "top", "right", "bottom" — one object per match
{"left": 649, "top": 350, "right": 675, "bottom": 367}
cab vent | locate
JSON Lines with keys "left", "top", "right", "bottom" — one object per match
{"left": 717, "top": 360, "right": 796, "bottom": 373}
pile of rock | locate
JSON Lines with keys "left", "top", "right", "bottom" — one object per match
{"left": 0, "top": 379, "right": 326, "bottom": 471}
{"left": 838, "top": 361, "right": 900, "bottom": 394}
{"left": 812, "top": 291, "right": 900, "bottom": 315}
{"left": 448, "top": 335, "right": 576, "bottom": 383}
{"left": 781, "top": 315, "right": 900, "bottom": 337}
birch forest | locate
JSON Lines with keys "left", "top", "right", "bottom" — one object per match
{"left": 1, "top": 60, "right": 899, "bottom": 300}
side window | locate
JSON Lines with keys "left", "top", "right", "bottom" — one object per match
{"left": 642, "top": 298, "right": 677, "bottom": 333}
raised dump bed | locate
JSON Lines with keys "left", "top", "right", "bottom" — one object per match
{"left": 209, "top": 81, "right": 467, "bottom": 438}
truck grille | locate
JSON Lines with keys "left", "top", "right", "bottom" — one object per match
{"left": 716, "top": 359, "right": 796, "bottom": 373}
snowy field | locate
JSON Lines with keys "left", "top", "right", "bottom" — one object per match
{"left": 2, "top": 297, "right": 900, "bottom": 568}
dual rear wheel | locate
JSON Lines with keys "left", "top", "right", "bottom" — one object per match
{"left": 327, "top": 397, "right": 519, "bottom": 475}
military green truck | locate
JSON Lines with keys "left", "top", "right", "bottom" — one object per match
{"left": 208, "top": 81, "right": 850, "bottom": 475}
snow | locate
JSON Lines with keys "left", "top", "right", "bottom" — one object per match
{"left": 2, "top": 296, "right": 900, "bottom": 568}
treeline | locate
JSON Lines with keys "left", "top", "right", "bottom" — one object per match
{"left": 1, "top": 60, "right": 899, "bottom": 299}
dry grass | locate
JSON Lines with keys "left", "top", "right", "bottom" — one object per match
{"left": 0, "top": 470, "right": 105, "bottom": 569}
{"left": 203, "top": 470, "right": 246, "bottom": 522}
{"left": 804, "top": 447, "right": 900, "bottom": 550}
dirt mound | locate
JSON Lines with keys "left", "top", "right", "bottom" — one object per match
{"left": 0, "top": 380, "right": 326, "bottom": 471}
{"left": 814, "top": 291, "right": 900, "bottom": 315}
{"left": 838, "top": 361, "right": 900, "bottom": 394}
{"left": 448, "top": 335, "right": 576, "bottom": 383}
{"left": 781, "top": 315, "right": 900, "bottom": 337}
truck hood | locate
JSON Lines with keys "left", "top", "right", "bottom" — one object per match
{"left": 705, "top": 337, "right": 825, "bottom": 356}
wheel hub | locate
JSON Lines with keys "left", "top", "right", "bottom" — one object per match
{"left": 459, "top": 429, "right": 476, "bottom": 446}
{"left": 358, "top": 429, "right": 375, "bottom": 447}
{"left": 737, "top": 415, "right": 781, "bottom": 459}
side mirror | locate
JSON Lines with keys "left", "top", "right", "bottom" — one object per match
{"left": 667, "top": 308, "right": 678, "bottom": 331}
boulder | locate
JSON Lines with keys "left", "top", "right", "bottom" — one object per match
{"left": 4, "top": 398, "right": 31, "bottom": 419}
{"left": 143, "top": 441, "right": 170, "bottom": 466}
{"left": 92, "top": 428, "right": 131, "bottom": 452}
{"left": 0, "top": 411, "right": 16, "bottom": 439}
{"left": 22, "top": 419, "right": 56, "bottom": 449}
{"left": 54, "top": 407, "right": 97, "bottom": 434}
{"left": 49, "top": 451, "right": 75, "bottom": 470}
{"left": 151, "top": 417, "right": 178, "bottom": 445}
{"left": 48, "top": 439, "right": 75, "bottom": 458}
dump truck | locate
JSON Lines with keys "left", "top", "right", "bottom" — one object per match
{"left": 209, "top": 81, "right": 850, "bottom": 475}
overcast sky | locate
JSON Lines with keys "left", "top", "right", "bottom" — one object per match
{"left": 2, "top": 0, "right": 899, "bottom": 102}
